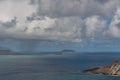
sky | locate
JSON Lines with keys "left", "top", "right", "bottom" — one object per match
{"left": 0, "top": 0, "right": 120, "bottom": 53}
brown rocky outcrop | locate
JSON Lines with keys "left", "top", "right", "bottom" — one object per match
{"left": 83, "top": 60, "right": 120, "bottom": 76}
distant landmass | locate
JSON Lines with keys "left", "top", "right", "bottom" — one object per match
{"left": 0, "top": 49, "right": 75, "bottom": 55}
{"left": 61, "top": 50, "right": 75, "bottom": 53}
{"left": 0, "top": 50, "right": 18, "bottom": 55}
{"left": 54, "top": 49, "right": 75, "bottom": 55}
{"left": 83, "top": 60, "right": 120, "bottom": 76}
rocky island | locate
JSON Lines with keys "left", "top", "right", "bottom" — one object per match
{"left": 83, "top": 60, "right": 120, "bottom": 76}
{"left": 0, "top": 50, "right": 19, "bottom": 55}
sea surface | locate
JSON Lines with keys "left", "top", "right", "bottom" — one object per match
{"left": 0, "top": 53, "right": 120, "bottom": 80}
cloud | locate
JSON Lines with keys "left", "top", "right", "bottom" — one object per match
{"left": 0, "top": 17, "right": 17, "bottom": 28}
{"left": 32, "top": 0, "right": 119, "bottom": 18}
{"left": 0, "top": 0, "right": 36, "bottom": 38}
{"left": 0, "top": 0, "right": 81, "bottom": 42}
{"left": 0, "top": 0, "right": 120, "bottom": 52}
{"left": 106, "top": 8, "right": 120, "bottom": 38}
{"left": 85, "top": 16, "right": 106, "bottom": 39}
{"left": 44, "top": 17, "right": 83, "bottom": 42}
{"left": 0, "top": 0, "right": 119, "bottom": 41}
{"left": 3, "top": 16, "right": 83, "bottom": 42}
{"left": 1, "top": 15, "right": 107, "bottom": 42}
{"left": 0, "top": 0, "right": 36, "bottom": 22}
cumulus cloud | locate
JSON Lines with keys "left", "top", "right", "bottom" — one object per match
{"left": 0, "top": 0, "right": 37, "bottom": 38}
{"left": 4, "top": 16, "right": 83, "bottom": 42}
{"left": 0, "top": 0, "right": 120, "bottom": 52}
{"left": 0, "top": 0, "right": 120, "bottom": 50}
{"left": 0, "top": 0, "right": 37, "bottom": 22}
{"left": 106, "top": 8, "right": 120, "bottom": 38}
{"left": 85, "top": 16, "right": 106, "bottom": 39}
{"left": 32, "top": 0, "right": 119, "bottom": 18}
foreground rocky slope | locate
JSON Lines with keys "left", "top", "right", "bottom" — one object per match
{"left": 83, "top": 60, "right": 120, "bottom": 76}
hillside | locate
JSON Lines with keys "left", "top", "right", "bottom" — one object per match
{"left": 83, "top": 60, "right": 120, "bottom": 76}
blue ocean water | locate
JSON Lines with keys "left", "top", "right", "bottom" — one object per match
{"left": 0, "top": 53, "right": 120, "bottom": 80}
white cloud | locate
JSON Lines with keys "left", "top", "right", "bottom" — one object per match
{"left": 85, "top": 16, "right": 106, "bottom": 38}
{"left": 0, "top": 0, "right": 120, "bottom": 52}
{"left": 106, "top": 8, "right": 120, "bottom": 38}
{"left": 5, "top": 16, "right": 83, "bottom": 42}
{"left": 0, "top": 0, "right": 37, "bottom": 22}
{"left": 0, "top": 0, "right": 120, "bottom": 43}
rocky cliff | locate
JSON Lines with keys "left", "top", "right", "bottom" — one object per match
{"left": 83, "top": 60, "right": 120, "bottom": 76}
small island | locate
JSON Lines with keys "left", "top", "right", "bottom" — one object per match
{"left": 61, "top": 49, "right": 75, "bottom": 53}
{"left": 83, "top": 60, "right": 120, "bottom": 76}
{"left": 0, "top": 50, "right": 19, "bottom": 55}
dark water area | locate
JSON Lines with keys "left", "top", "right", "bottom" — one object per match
{"left": 0, "top": 53, "right": 120, "bottom": 80}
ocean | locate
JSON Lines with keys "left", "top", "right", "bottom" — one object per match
{"left": 0, "top": 53, "right": 120, "bottom": 80}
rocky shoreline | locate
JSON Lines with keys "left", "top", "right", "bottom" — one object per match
{"left": 83, "top": 60, "right": 120, "bottom": 76}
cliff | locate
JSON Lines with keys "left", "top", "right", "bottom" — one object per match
{"left": 83, "top": 60, "right": 120, "bottom": 76}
